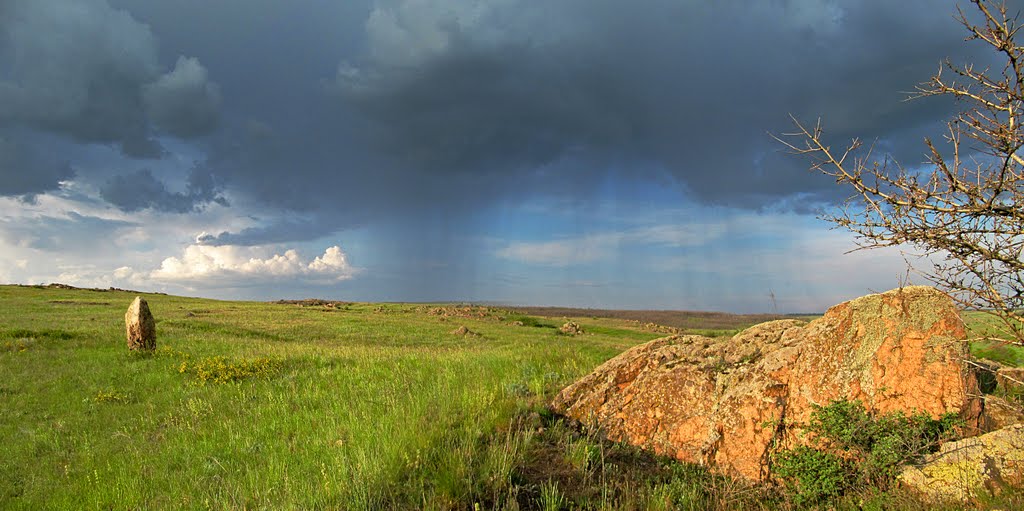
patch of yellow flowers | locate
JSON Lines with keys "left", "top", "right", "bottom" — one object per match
{"left": 178, "top": 356, "right": 280, "bottom": 384}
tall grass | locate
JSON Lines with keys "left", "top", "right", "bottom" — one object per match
{"left": 0, "top": 286, "right": 645, "bottom": 509}
{"left": 1, "top": 286, "right": 1019, "bottom": 510}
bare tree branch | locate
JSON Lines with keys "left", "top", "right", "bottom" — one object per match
{"left": 777, "top": 0, "right": 1024, "bottom": 347}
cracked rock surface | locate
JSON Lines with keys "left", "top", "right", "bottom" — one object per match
{"left": 552, "top": 286, "right": 983, "bottom": 481}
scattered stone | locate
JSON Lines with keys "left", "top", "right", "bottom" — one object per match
{"left": 125, "top": 296, "right": 156, "bottom": 351}
{"left": 425, "top": 305, "right": 495, "bottom": 319}
{"left": 559, "top": 321, "right": 583, "bottom": 335}
{"left": 450, "top": 326, "right": 479, "bottom": 337}
{"left": 552, "top": 286, "right": 983, "bottom": 481}
{"left": 510, "top": 320, "right": 526, "bottom": 327}
{"left": 899, "top": 424, "right": 1024, "bottom": 502}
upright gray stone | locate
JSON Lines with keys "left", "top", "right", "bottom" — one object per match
{"left": 125, "top": 296, "right": 156, "bottom": 351}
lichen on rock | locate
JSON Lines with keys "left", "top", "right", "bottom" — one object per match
{"left": 899, "top": 424, "right": 1024, "bottom": 502}
{"left": 552, "top": 286, "right": 983, "bottom": 481}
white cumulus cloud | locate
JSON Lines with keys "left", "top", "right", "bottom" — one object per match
{"left": 151, "top": 244, "right": 358, "bottom": 284}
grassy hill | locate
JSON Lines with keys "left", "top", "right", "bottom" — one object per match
{"left": 0, "top": 285, "right": 1017, "bottom": 510}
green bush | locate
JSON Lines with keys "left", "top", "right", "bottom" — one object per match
{"left": 773, "top": 446, "right": 849, "bottom": 505}
{"left": 772, "top": 399, "right": 961, "bottom": 505}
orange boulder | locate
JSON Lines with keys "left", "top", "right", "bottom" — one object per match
{"left": 552, "top": 286, "right": 982, "bottom": 481}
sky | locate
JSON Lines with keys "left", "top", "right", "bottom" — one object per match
{"left": 0, "top": 0, "right": 1012, "bottom": 312}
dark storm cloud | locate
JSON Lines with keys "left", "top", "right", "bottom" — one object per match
{"left": 143, "top": 57, "right": 222, "bottom": 138}
{"left": 3, "top": 0, "right": 1016, "bottom": 245}
{"left": 100, "top": 167, "right": 226, "bottom": 213}
{"left": 331, "top": 0, "right": 990, "bottom": 208}
{"left": 0, "top": 0, "right": 221, "bottom": 160}
{"left": 0, "top": 136, "right": 75, "bottom": 197}
{"left": 174, "top": 0, "right": 1003, "bottom": 245}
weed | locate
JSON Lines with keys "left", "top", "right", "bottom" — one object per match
{"left": 539, "top": 480, "right": 566, "bottom": 511}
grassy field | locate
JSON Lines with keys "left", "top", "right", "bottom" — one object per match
{"left": 0, "top": 285, "right": 1018, "bottom": 510}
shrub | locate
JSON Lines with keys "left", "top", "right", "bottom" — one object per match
{"left": 773, "top": 446, "right": 849, "bottom": 505}
{"left": 772, "top": 399, "right": 961, "bottom": 505}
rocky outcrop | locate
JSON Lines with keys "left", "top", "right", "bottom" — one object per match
{"left": 552, "top": 286, "right": 982, "bottom": 481}
{"left": 125, "top": 296, "right": 156, "bottom": 351}
{"left": 899, "top": 424, "right": 1024, "bottom": 502}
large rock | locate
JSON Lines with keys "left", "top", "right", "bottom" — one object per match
{"left": 899, "top": 424, "right": 1024, "bottom": 502}
{"left": 125, "top": 296, "right": 156, "bottom": 351}
{"left": 552, "top": 286, "right": 982, "bottom": 481}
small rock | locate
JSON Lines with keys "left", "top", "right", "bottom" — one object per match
{"left": 125, "top": 296, "right": 156, "bottom": 351}
{"left": 450, "top": 326, "right": 478, "bottom": 337}
{"left": 559, "top": 321, "right": 583, "bottom": 335}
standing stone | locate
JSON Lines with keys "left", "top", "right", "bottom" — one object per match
{"left": 125, "top": 296, "right": 156, "bottom": 351}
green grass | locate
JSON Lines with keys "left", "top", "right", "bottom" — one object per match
{"left": 0, "top": 285, "right": 1017, "bottom": 510}
{"left": 0, "top": 286, "right": 663, "bottom": 509}
{"left": 964, "top": 310, "right": 1024, "bottom": 367}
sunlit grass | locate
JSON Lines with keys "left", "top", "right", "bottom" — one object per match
{"left": 0, "top": 285, "right": 652, "bottom": 509}
{"left": 1, "top": 285, "right": 1019, "bottom": 510}
{"left": 964, "top": 310, "right": 1024, "bottom": 367}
